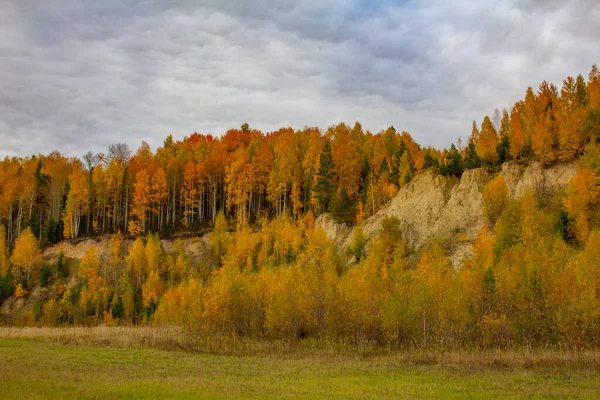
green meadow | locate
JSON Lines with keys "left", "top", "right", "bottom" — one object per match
{"left": 1, "top": 335, "right": 599, "bottom": 399}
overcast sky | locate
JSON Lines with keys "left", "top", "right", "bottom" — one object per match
{"left": 1, "top": 0, "right": 599, "bottom": 157}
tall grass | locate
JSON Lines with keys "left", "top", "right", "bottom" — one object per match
{"left": 2, "top": 326, "right": 600, "bottom": 371}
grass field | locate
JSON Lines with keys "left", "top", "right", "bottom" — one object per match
{"left": 1, "top": 328, "right": 599, "bottom": 399}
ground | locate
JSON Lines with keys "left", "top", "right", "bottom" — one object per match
{"left": 1, "top": 333, "right": 599, "bottom": 399}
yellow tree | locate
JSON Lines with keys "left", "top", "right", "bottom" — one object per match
{"left": 129, "top": 169, "right": 151, "bottom": 235}
{"left": 108, "top": 230, "right": 123, "bottom": 283}
{"left": 509, "top": 102, "right": 525, "bottom": 159}
{"left": 267, "top": 129, "right": 299, "bottom": 218}
{"left": 562, "top": 168, "right": 598, "bottom": 243}
{"left": 558, "top": 76, "right": 584, "bottom": 161}
{"left": 331, "top": 123, "right": 361, "bottom": 197}
{"left": 477, "top": 116, "right": 499, "bottom": 165}
{"left": 63, "top": 164, "right": 90, "bottom": 239}
{"left": 92, "top": 164, "right": 108, "bottom": 234}
{"left": 181, "top": 162, "right": 198, "bottom": 227}
{"left": 227, "top": 147, "right": 252, "bottom": 223}
{"left": 481, "top": 176, "right": 509, "bottom": 225}
{"left": 0, "top": 225, "right": 9, "bottom": 275}
{"left": 0, "top": 159, "right": 20, "bottom": 244}
{"left": 105, "top": 158, "right": 126, "bottom": 231}
{"left": 42, "top": 152, "right": 71, "bottom": 225}
{"left": 142, "top": 270, "right": 164, "bottom": 308}
{"left": 532, "top": 81, "right": 560, "bottom": 164}
{"left": 78, "top": 246, "right": 105, "bottom": 318}
{"left": 210, "top": 210, "right": 229, "bottom": 267}
{"left": 10, "top": 227, "right": 43, "bottom": 281}
{"left": 588, "top": 64, "right": 600, "bottom": 109}
{"left": 15, "top": 158, "right": 38, "bottom": 238}
{"left": 150, "top": 167, "right": 168, "bottom": 231}
{"left": 126, "top": 237, "right": 146, "bottom": 290}
{"left": 145, "top": 232, "right": 162, "bottom": 274}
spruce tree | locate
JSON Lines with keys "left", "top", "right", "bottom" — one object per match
{"left": 314, "top": 140, "right": 335, "bottom": 213}
{"left": 441, "top": 144, "right": 464, "bottom": 176}
{"left": 463, "top": 142, "right": 481, "bottom": 170}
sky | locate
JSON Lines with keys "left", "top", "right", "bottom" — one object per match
{"left": 0, "top": 0, "right": 599, "bottom": 158}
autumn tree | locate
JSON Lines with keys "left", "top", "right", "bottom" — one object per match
{"left": 127, "top": 237, "right": 146, "bottom": 290}
{"left": 107, "top": 230, "right": 123, "bottom": 283}
{"left": 129, "top": 169, "right": 151, "bottom": 235}
{"left": 150, "top": 167, "right": 168, "bottom": 231}
{"left": 508, "top": 102, "right": 526, "bottom": 159}
{"left": 477, "top": 116, "right": 499, "bottom": 165}
{"left": 10, "top": 227, "right": 43, "bottom": 282}
{"left": 482, "top": 176, "right": 509, "bottom": 225}
{"left": 331, "top": 123, "right": 361, "bottom": 197}
{"left": 181, "top": 162, "right": 199, "bottom": 227}
{"left": 210, "top": 210, "right": 229, "bottom": 267}
{"left": 562, "top": 168, "right": 598, "bottom": 243}
{"left": 78, "top": 246, "right": 105, "bottom": 318}
{"left": 63, "top": 164, "right": 90, "bottom": 239}
{"left": 0, "top": 225, "right": 9, "bottom": 275}
{"left": 532, "top": 81, "right": 560, "bottom": 164}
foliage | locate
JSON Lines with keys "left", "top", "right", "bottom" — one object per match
{"left": 10, "top": 228, "right": 43, "bottom": 282}
{"left": 313, "top": 140, "right": 336, "bottom": 213}
{"left": 351, "top": 226, "right": 367, "bottom": 262}
{"left": 482, "top": 176, "right": 509, "bottom": 225}
{"left": 210, "top": 210, "right": 229, "bottom": 267}
{"left": 0, "top": 273, "right": 15, "bottom": 303}
{"left": 14, "top": 283, "right": 27, "bottom": 298}
{"left": 40, "top": 265, "right": 52, "bottom": 287}
{"left": 56, "top": 250, "right": 69, "bottom": 278}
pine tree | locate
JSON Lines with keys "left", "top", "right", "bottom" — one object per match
{"left": 313, "top": 140, "right": 335, "bottom": 213}
{"left": 463, "top": 142, "right": 481, "bottom": 170}
{"left": 440, "top": 144, "right": 463, "bottom": 176}
{"left": 423, "top": 150, "right": 439, "bottom": 170}
{"left": 496, "top": 110, "right": 511, "bottom": 164}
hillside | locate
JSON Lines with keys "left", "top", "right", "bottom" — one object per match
{"left": 1, "top": 158, "right": 581, "bottom": 332}
{"left": 1, "top": 64, "right": 600, "bottom": 349}
{"left": 316, "top": 160, "right": 577, "bottom": 266}
{"left": 38, "top": 160, "right": 577, "bottom": 268}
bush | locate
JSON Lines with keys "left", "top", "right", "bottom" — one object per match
{"left": 111, "top": 296, "right": 124, "bottom": 320}
{"left": 351, "top": 226, "right": 367, "bottom": 262}
{"left": 40, "top": 265, "right": 52, "bottom": 287}
{"left": 0, "top": 273, "right": 15, "bottom": 303}
{"left": 56, "top": 251, "right": 69, "bottom": 278}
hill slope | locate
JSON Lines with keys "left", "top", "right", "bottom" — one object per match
{"left": 317, "top": 161, "right": 577, "bottom": 266}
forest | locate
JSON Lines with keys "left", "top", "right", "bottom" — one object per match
{"left": 1, "top": 65, "right": 600, "bottom": 349}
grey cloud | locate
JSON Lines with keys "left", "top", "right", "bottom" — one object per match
{"left": 0, "top": 0, "right": 598, "bottom": 158}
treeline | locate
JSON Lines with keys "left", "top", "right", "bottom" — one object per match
{"left": 0, "top": 66, "right": 599, "bottom": 248}
{"left": 4, "top": 149, "right": 600, "bottom": 348}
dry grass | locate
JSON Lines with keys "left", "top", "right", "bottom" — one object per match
{"left": 0, "top": 326, "right": 190, "bottom": 350}
{"left": 1, "top": 326, "right": 600, "bottom": 372}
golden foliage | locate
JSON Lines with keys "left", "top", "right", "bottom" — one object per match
{"left": 482, "top": 176, "right": 509, "bottom": 224}
{"left": 10, "top": 227, "right": 43, "bottom": 281}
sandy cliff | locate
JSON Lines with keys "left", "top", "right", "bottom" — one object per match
{"left": 316, "top": 161, "right": 577, "bottom": 266}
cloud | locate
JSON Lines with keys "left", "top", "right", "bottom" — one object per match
{"left": 0, "top": 0, "right": 598, "bottom": 157}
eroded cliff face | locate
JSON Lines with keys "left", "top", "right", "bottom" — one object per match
{"left": 317, "top": 161, "right": 578, "bottom": 267}
{"left": 41, "top": 235, "right": 213, "bottom": 266}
